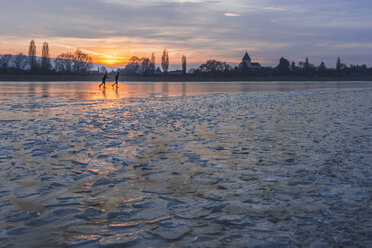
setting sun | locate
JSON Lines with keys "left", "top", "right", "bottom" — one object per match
{"left": 99, "top": 58, "right": 124, "bottom": 66}
{"left": 92, "top": 53, "right": 128, "bottom": 66}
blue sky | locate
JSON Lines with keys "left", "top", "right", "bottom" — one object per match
{"left": 0, "top": 0, "right": 371, "bottom": 68}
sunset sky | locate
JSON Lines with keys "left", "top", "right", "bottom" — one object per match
{"left": 0, "top": 0, "right": 371, "bottom": 69}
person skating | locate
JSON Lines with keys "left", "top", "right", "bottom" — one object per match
{"left": 99, "top": 72, "right": 109, "bottom": 88}
{"left": 112, "top": 72, "right": 119, "bottom": 87}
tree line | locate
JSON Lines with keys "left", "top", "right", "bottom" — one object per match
{"left": 1, "top": 40, "right": 372, "bottom": 79}
{"left": 271, "top": 57, "right": 371, "bottom": 78}
{"left": 119, "top": 50, "right": 187, "bottom": 76}
{"left": 0, "top": 40, "right": 92, "bottom": 74}
{"left": 189, "top": 57, "right": 372, "bottom": 78}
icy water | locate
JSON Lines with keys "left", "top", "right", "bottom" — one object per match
{"left": 0, "top": 82, "right": 372, "bottom": 247}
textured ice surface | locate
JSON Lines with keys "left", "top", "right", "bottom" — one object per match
{"left": 0, "top": 82, "right": 372, "bottom": 247}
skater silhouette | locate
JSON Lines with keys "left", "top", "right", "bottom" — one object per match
{"left": 99, "top": 72, "right": 109, "bottom": 88}
{"left": 112, "top": 72, "right": 119, "bottom": 87}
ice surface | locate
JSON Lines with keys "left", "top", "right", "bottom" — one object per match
{"left": 0, "top": 82, "right": 372, "bottom": 247}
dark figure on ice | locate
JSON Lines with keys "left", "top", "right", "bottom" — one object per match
{"left": 112, "top": 72, "right": 119, "bottom": 87}
{"left": 99, "top": 72, "right": 109, "bottom": 88}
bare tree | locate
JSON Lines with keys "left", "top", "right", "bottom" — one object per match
{"left": 28, "top": 40, "right": 37, "bottom": 71}
{"left": 14, "top": 53, "right": 27, "bottom": 72}
{"left": 198, "top": 59, "right": 232, "bottom": 73}
{"left": 161, "top": 49, "right": 169, "bottom": 74}
{"left": 141, "top": 57, "right": 151, "bottom": 74}
{"left": 149, "top": 52, "right": 155, "bottom": 73}
{"left": 41, "top": 41, "right": 51, "bottom": 71}
{"left": 125, "top": 56, "right": 154, "bottom": 75}
{"left": 55, "top": 52, "right": 75, "bottom": 72}
{"left": 55, "top": 50, "right": 91, "bottom": 73}
{"left": 0, "top": 54, "right": 13, "bottom": 73}
{"left": 182, "top": 55, "right": 187, "bottom": 75}
{"left": 125, "top": 56, "right": 142, "bottom": 75}
{"left": 74, "top": 49, "right": 92, "bottom": 73}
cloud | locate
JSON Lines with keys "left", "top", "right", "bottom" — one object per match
{"left": 0, "top": 0, "right": 372, "bottom": 67}
{"left": 224, "top": 13, "right": 240, "bottom": 17}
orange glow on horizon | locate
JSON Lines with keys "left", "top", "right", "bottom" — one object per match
{"left": 0, "top": 37, "right": 243, "bottom": 67}
{"left": 96, "top": 58, "right": 126, "bottom": 66}
{"left": 90, "top": 51, "right": 129, "bottom": 66}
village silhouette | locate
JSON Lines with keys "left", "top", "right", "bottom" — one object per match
{"left": 1, "top": 40, "right": 371, "bottom": 81}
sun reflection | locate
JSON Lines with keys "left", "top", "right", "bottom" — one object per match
{"left": 3, "top": 82, "right": 288, "bottom": 101}
{"left": 97, "top": 84, "right": 130, "bottom": 100}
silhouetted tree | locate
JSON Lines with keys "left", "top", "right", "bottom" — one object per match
{"left": 161, "top": 50, "right": 169, "bottom": 74}
{"left": 141, "top": 57, "right": 151, "bottom": 74}
{"left": 73, "top": 49, "right": 92, "bottom": 73}
{"left": 123, "top": 56, "right": 153, "bottom": 75}
{"left": 55, "top": 50, "right": 91, "bottom": 73}
{"left": 233, "top": 66, "right": 239, "bottom": 75}
{"left": 349, "top": 64, "right": 367, "bottom": 75}
{"left": 298, "top": 57, "right": 314, "bottom": 76}
{"left": 198, "top": 59, "right": 232, "bottom": 74}
{"left": 290, "top": 61, "right": 296, "bottom": 72}
{"left": 149, "top": 52, "right": 155, "bottom": 74}
{"left": 0, "top": 54, "right": 13, "bottom": 73}
{"left": 55, "top": 52, "right": 74, "bottom": 72}
{"left": 318, "top": 62, "right": 327, "bottom": 76}
{"left": 336, "top": 57, "right": 342, "bottom": 76}
{"left": 182, "top": 55, "right": 187, "bottom": 75}
{"left": 124, "top": 56, "right": 142, "bottom": 75}
{"left": 304, "top": 57, "right": 310, "bottom": 71}
{"left": 14, "top": 53, "right": 27, "bottom": 72}
{"left": 41, "top": 42, "right": 51, "bottom": 72}
{"left": 28, "top": 40, "right": 37, "bottom": 71}
{"left": 277, "top": 57, "right": 290, "bottom": 75}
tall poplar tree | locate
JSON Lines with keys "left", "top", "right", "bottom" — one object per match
{"left": 161, "top": 49, "right": 169, "bottom": 74}
{"left": 41, "top": 42, "right": 51, "bottom": 71}
{"left": 182, "top": 55, "right": 187, "bottom": 75}
{"left": 149, "top": 52, "right": 155, "bottom": 73}
{"left": 28, "top": 40, "right": 37, "bottom": 71}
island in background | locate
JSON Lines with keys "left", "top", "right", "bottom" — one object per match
{"left": 1, "top": 41, "right": 372, "bottom": 82}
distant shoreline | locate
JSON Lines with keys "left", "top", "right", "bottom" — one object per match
{"left": 1, "top": 74, "right": 372, "bottom": 82}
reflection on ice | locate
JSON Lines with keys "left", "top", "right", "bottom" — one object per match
{"left": 1, "top": 81, "right": 372, "bottom": 100}
{"left": 0, "top": 82, "right": 372, "bottom": 247}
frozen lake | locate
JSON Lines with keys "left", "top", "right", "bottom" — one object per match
{"left": 1, "top": 81, "right": 372, "bottom": 247}
{"left": 0, "top": 81, "right": 372, "bottom": 100}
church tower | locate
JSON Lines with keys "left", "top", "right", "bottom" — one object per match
{"left": 239, "top": 51, "right": 261, "bottom": 70}
{"left": 242, "top": 52, "right": 251, "bottom": 66}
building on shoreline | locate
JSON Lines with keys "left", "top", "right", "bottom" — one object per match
{"left": 239, "top": 52, "right": 261, "bottom": 71}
